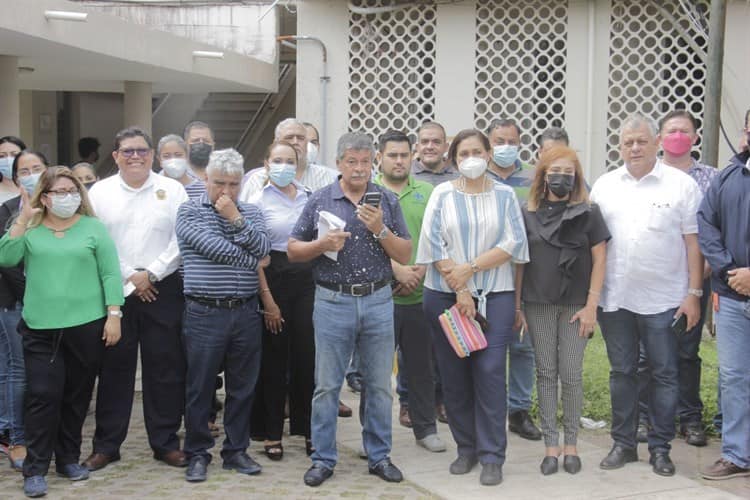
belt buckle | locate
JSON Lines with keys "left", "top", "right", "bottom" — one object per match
{"left": 350, "top": 283, "right": 368, "bottom": 297}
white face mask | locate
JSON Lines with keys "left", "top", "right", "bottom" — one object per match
{"left": 458, "top": 157, "right": 488, "bottom": 180}
{"left": 49, "top": 193, "right": 81, "bottom": 219}
{"left": 307, "top": 143, "right": 318, "bottom": 165}
{"left": 161, "top": 158, "right": 188, "bottom": 179}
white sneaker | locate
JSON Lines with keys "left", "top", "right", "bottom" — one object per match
{"left": 416, "top": 434, "right": 447, "bottom": 452}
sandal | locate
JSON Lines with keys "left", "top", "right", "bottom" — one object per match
{"left": 8, "top": 445, "right": 25, "bottom": 471}
{"left": 264, "top": 442, "right": 283, "bottom": 461}
{"left": 305, "top": 440, "right": 315, "bottom": 457}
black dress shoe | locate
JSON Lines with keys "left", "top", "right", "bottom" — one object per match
{"left": 185, "top": 456, "right": 208, "bottom": 482}
{"left": 636, "top": 423, "right": 649, "bottom": 443}
{"left": 599, "top": 445, "right": 638, "bottom": 470}
{"left": 369, "top": 459, "right": 403, "bottom": 483}
{"left": 304, "top": 464, "right": 333, "bottom": 487}
{"left": 681, "top": 422, "right": 707, "bottom": 447}
{"left": 222, "top": 452, "right": 262, "bottom": 475}
{"left": 540, "top": 456, "right": 558, "bottom": 475}
{"left": 480, "top": 463, "right": 503, "bottom": 486}
{"left": 449, "top": 455, "right": 478, "bottom": 474}
{"left": 649, "top": 452, "right": 675, "bottom": 476}
{"left": 563, "top": 455, "right": 582, "bottom": 474}
{"left": 508, "top": 410, "right": 542, "bottom": 441}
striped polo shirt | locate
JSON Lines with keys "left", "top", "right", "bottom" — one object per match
{"left": 176, "top": 193, "right": 270, "bottom": 299}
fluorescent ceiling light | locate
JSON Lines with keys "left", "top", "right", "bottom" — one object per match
{"left": 192, "top": 51, "right": 224, "bottom": 59}
{"left": 44, "top": 10, "right": 88, "bottom": 22}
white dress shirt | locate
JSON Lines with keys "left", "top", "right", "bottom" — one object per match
{"left": 239, "top": 162, "right": 337, "bottom": 201}
{"left": 88, "top": 171, "right": 188, "bottom": 287}
{"left": 590, "top": 160, "right": 702, "bottom": 314}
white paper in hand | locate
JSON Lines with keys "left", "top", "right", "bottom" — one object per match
{"left": 317, "top": 210, "right": 346, "bottom": 261}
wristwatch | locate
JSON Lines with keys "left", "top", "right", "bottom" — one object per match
{"left": 470, "top": 261, "right": 481, "bottom": 273}
{"left": 231, "top": 215, "right": 246, "bottom": 229}
{"left": 108, "top": 310, "right": 123, "bottom": 318}
{"left": 687, "top": 288, "right": 703, "bottom": 298}
{"left": 146, "top": 270, "right": 158, "bottom": 284}
{"left": 373, "top": 226, "right": 389, "bottom": 240}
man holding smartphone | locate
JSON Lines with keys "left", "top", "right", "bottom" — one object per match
{"left": 590, "top": 114, "right": 703, "bottom": 477}
{"left": 288, "top": 132, "right": 412, "bottom": 487}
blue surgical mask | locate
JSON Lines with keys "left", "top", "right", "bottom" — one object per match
{"left": 0, "top": 157, "right": 13, "bottom": 180}
{"left": 19, "top": 173, "right": 41, "bottom": 195}
{"left": 492, "top": 144, "right": 519, "bottom": 168}
{"left": 268, "top": 163, "right": 297, "bottom": 187}
{"left": 49, "top": 193, "right": 81, "bottom": 219}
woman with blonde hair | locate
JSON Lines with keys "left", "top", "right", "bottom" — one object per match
{"left": 515, "top": 146, "right": 609, "bottom": 475}
{"left": 0, "top": 167, "right": 124, "bottom": 498}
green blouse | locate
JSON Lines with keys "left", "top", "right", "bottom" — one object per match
{"left": 0, "top": 215, "right": 125, "bottom": 329}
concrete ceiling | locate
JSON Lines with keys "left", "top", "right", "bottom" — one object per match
{"left": 0, "top": 0, "right": 278, "bottom": 93}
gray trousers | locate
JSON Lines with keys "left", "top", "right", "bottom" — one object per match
{"left": 525, "top": 303, "right": 589, "bottom": 447}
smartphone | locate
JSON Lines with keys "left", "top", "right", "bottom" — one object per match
{"left": 670, "top": 314, "right": 687, "bottom": 335}
{"left": 362, "top": 191, "right": 382, "bottom": 208}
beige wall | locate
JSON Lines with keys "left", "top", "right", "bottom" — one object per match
{"left": 18, "top": 90, "right": 59, "bottom": 165}
{"left": 296, "top": 0, "right": 750, "bottom": 181}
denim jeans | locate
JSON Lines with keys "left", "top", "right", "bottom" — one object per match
{"left": 310, "top": 285, "right": 394, "bottom": 470}
{"left": 715, "top": 296, "right": 750, "bottom": 468}
{"left": 599, "top": 307, "right": 678, "bottom": 453}
{"left": 508, "top": 326, "right": 535, "bottom": 413}
{"left": 0, "top": 305, "right": 24, "bottom": 444}
{"left": 638, "top": 280, "right": 710, "bottom": 426}
{"left": 183, "top": 298, "right": 262, "bottom": 461}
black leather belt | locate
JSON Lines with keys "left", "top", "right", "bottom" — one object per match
{"left": 316, "top": 279, "right": 389, "bottom": 297}
{"left": 185, "top": 295, "right": 255, "bottom": 309}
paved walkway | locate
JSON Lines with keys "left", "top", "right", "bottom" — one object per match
{"left": 1, "top": 387, "right": 747, "bottom": 499}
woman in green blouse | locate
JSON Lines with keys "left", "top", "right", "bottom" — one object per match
{"left": 0, "top": 166, "right": 124, "bottom": 498}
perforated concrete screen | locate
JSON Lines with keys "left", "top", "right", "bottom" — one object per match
{"left": 606, "top": 0, "right": 709, "bottom": 170}
{"left": 474, "top": 0, "right": 569, "bottom": 164}
{"left": 347, "top": 0, "right": 437, "bottom": 145}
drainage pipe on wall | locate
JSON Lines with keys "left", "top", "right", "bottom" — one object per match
{"left": 277, "top": 35, "right": 329, "bottom": 163}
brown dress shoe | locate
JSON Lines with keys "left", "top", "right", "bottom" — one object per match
{"left": 154, "top": 449, "right": 188, "bottom": 468}
{"left": 338, "top": 400, "right": 352, "bottom": 418}
{"left": 399, "top": 405, "right": 412, "bottom": 428}
{"left": 82, "top": 452, "right": 120, "bottom": 471}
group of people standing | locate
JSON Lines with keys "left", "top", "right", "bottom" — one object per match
{"left": 0, "top": 105, "right": 749, "bottom": 497}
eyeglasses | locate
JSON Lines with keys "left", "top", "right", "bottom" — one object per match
{"left": 118, "top": 148, "right": 152, "bottom": 158}
{"left": 47, "top": 189, "right": 79, "bottom": 195}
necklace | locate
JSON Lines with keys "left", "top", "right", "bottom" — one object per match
{"left": 457, "top": 175, "right": 489, "bottom": 194}
{"left": 43, "top": 219, "right": 78, "bottom": 239}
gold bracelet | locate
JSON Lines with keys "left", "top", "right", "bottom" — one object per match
{"left": 588, "top": 289, "right": 601, "bottom": 296}
{"left": 456, "top": 287, "right": 470, "bottom": 294}
{"left": 260, "top": 288, "right": 271, "bottom": 294}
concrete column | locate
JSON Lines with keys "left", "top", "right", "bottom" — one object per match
{"left": 0, "top": 56, "right": 20, "bottom": 136}
{"left": 123, "top": 81, "right": 152, "bottom": 135}
{"left": 564, "top": 0, "right": 612, "bottom": 182}
{"left": 435, "top": 1, "right": 476, "bottom": 132}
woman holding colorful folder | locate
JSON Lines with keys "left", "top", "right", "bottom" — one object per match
{"left": 417, "top": 128, "right": 529, "bottom": 487}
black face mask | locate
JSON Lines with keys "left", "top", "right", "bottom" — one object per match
{"left": 546, "top": 173, "right": 575, "bottom": 198}
{"left": 189, "top": 142, "right": 213, "bottom": 168}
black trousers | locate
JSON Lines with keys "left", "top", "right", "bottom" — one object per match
{"left": 92, "top": 272, "right": 186, "bottom": 456}
{"left": 394, "top": 302, "right": 437, "bottom": 439}
{"left": 250, "top": 251, "right": 315, "bottom": 440}
{"left": 21, "top": 317, "right": 105, "bottom": 477}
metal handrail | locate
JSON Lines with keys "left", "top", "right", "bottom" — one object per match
{"left": 235, "top": 63, "right": 293, "bottom": 151}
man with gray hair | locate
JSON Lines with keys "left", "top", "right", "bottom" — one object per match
{"left": 590, "top": 114, "right": 703, "bottom": 476}
{"left": 176, "top": 148, "right": 271, "bottom": 483}
{"left": 288, "top": 132, "right": 412, "bottom": 487}
{"left": 239, "top": 118, "right": 337, "bottom": 199}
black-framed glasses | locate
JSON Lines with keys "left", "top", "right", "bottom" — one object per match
{"left": 118, "top": 148, "right": 152, "bottom": 158}
{"left": 47, "top": 189, "right": 79, "bottom": 196}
